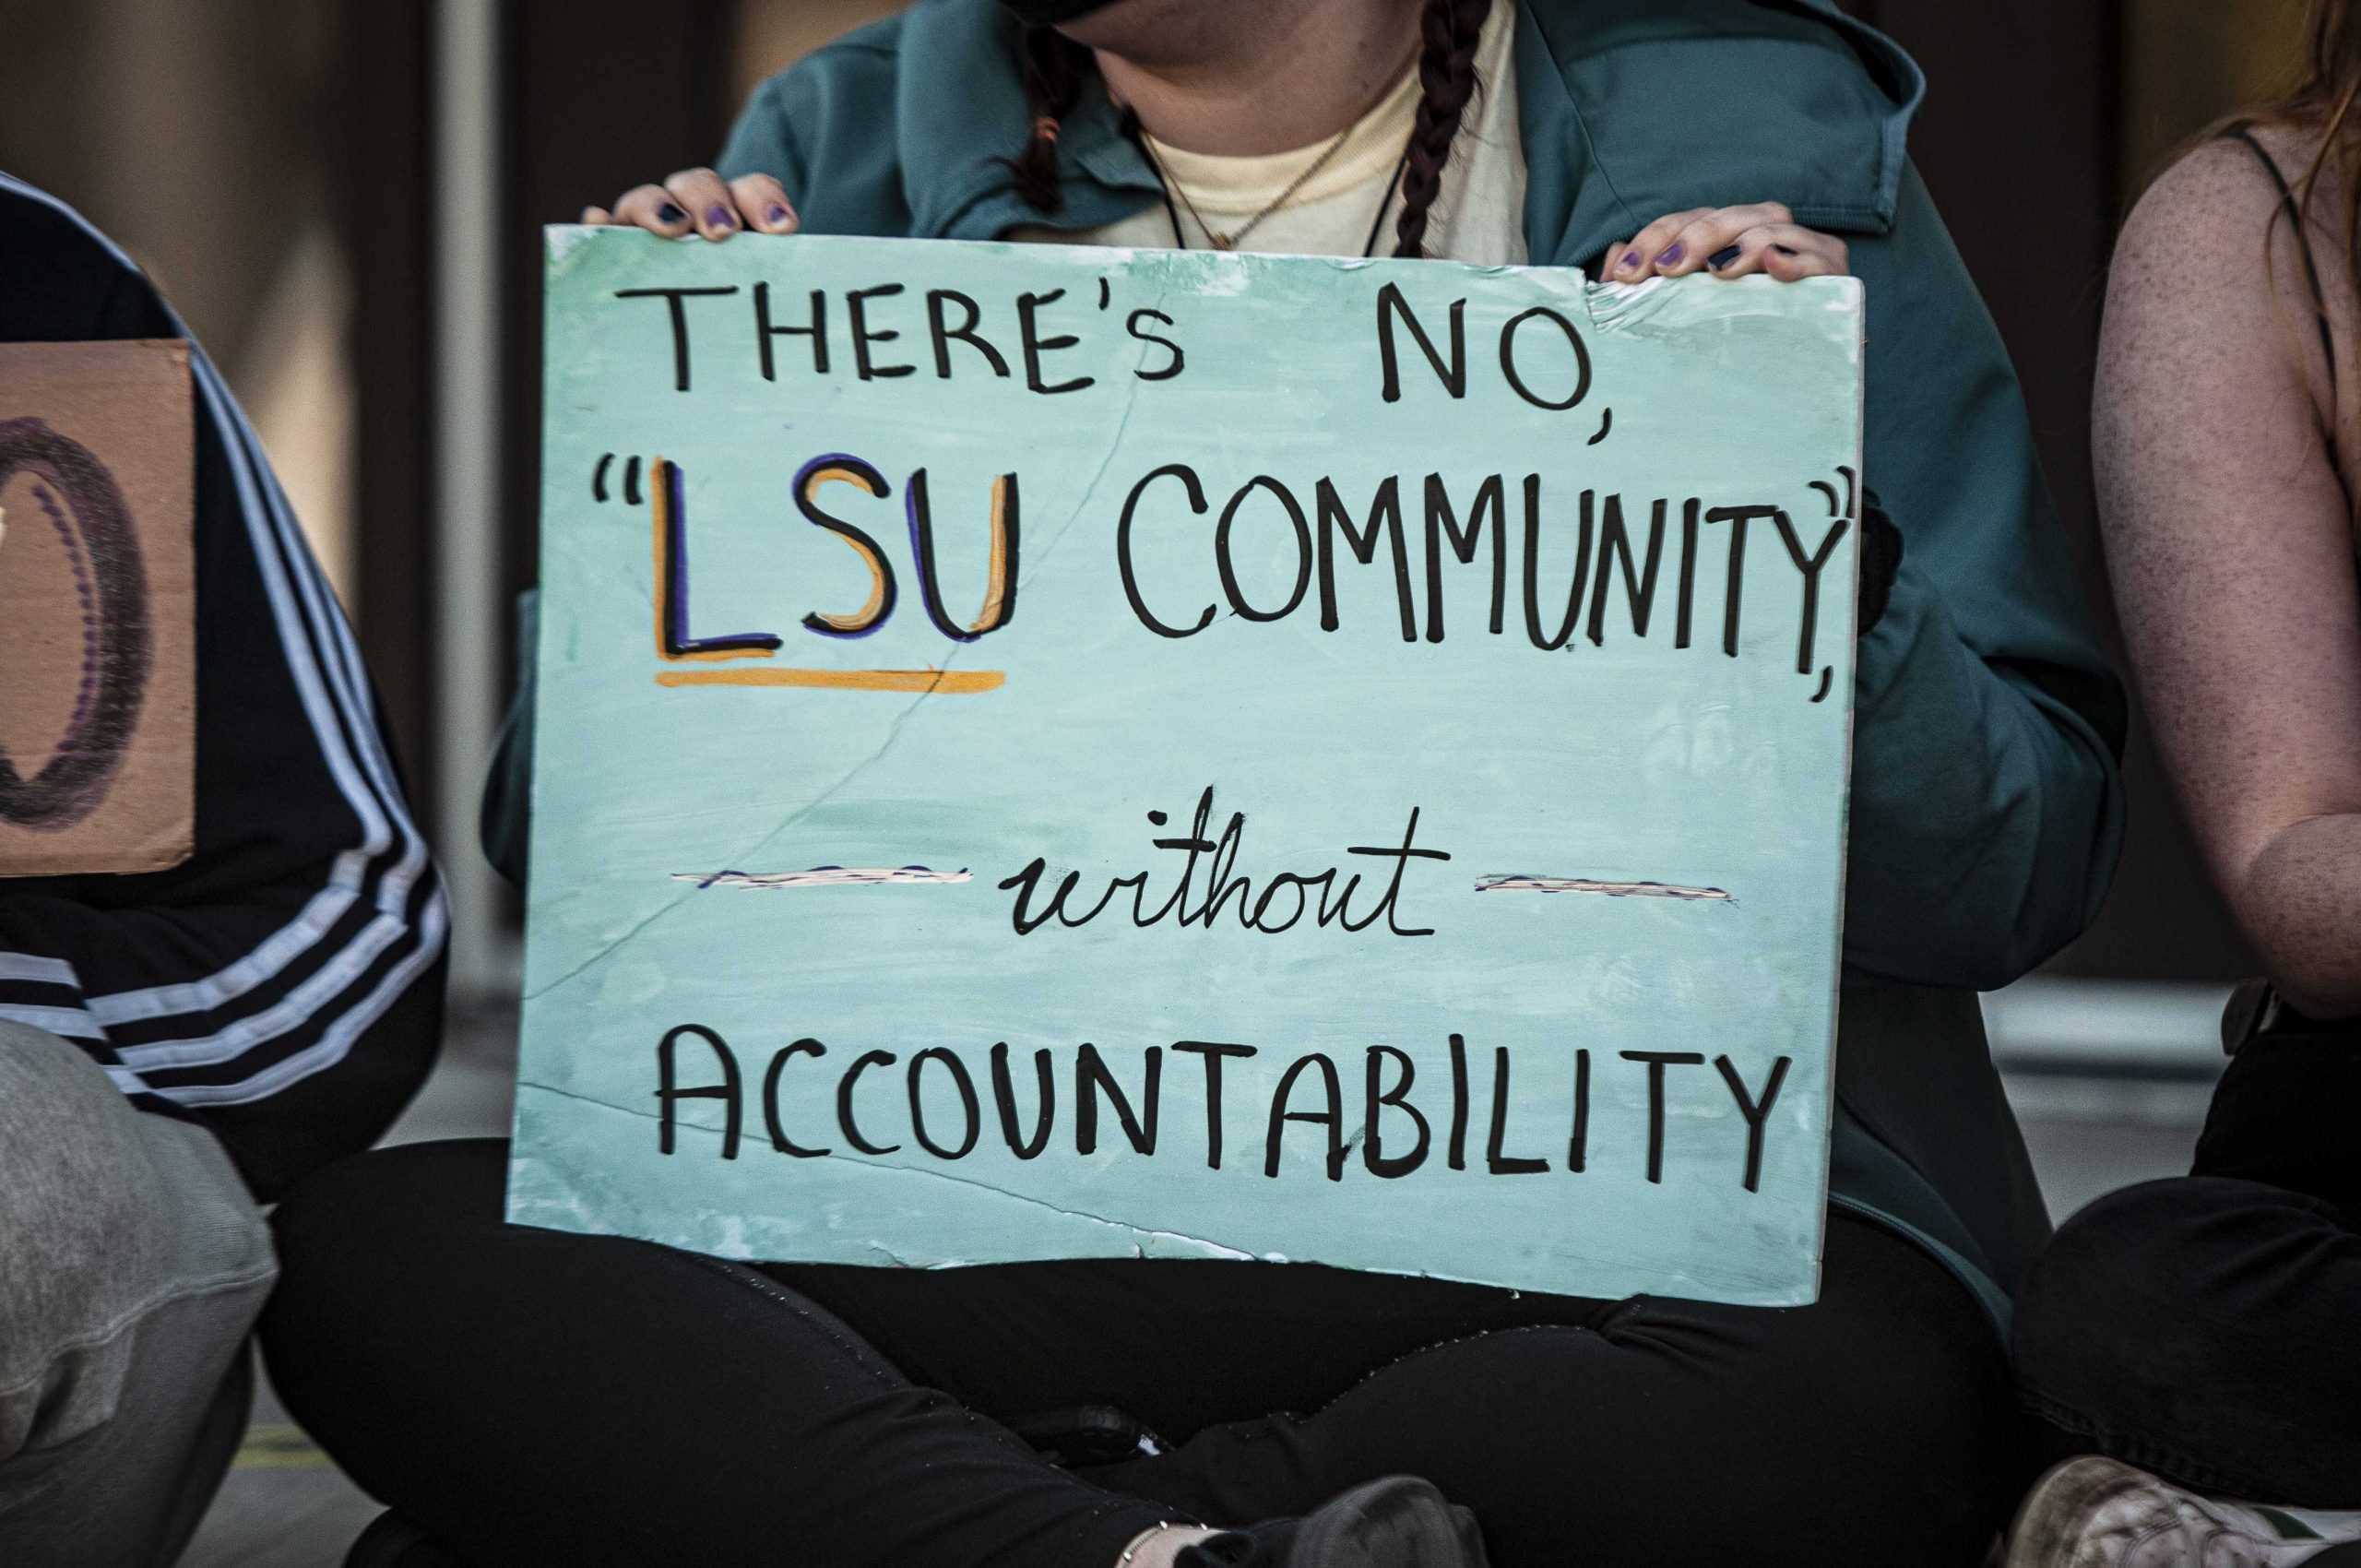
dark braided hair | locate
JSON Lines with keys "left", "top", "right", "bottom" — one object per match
{"left": 1008, "top": 0, "right": 1491, "bottom": 258}
{"left": 1392, "top": 0, "right": 1489, "bottom": 258}
{"left": 1005, "top": 24, "right": 1097, "bottom": 214}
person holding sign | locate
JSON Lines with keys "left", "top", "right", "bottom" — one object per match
{"left": 261, "top": 2, "right": 2124, "bottom": 1566}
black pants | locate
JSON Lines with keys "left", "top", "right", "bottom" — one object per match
{"left": 2013, "top": 1025, "right": 2361, "bottom": 1505}
{"left": 261, "top": 1139, "right": 2023, "bottom": 1568}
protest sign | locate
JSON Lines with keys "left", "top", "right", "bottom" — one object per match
{"left": 513, "top": 228, "right": 1861, "bottom": 1306}
{"left": 0, "top": 339, "right": 195, "bottom": 878}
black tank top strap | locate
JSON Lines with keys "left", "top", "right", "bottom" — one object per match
{"left": 2227, "top": 127, "right": 2356, "bottom": 526}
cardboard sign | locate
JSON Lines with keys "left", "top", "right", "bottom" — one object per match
{"left": 513, "top": 229, "right": 1862, "bottom": 1306}
{"left": 0, "top": 339, "right": 196, "bottom": 878}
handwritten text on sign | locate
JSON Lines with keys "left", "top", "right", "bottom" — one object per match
{"left": 512, "top": 229, "right": 1862, "bottom": 1306}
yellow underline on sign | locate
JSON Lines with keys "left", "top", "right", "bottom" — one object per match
{"left": 655, "top": 667, "right": 1006, "bottom": 694}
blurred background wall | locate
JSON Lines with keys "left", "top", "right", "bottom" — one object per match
{"left": 0, "top": 0, "right": 2323, "bottom": 1030}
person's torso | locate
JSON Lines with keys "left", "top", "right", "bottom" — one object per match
{"left": 706, "top": 0, "right": 2050, "bottom": 1324}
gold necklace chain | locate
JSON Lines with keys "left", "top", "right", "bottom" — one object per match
{"left": 1142, "top": 120, "right": 1357, "bottom": 252}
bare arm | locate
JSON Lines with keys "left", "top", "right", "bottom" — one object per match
{"left": 2097, "top": 137, "right": 2361, "bottom": 1015}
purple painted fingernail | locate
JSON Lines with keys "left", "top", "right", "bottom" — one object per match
{"left": 1707, "top": 244, "right": 1742, "bottom": 269}
{"left": 1618, "top": 249, "right": 1642, "bottom": 272}
{"left": 656, "top": 201, "right": 687, "bottom": 224}
{"left": 706, "top": 204, "right": 735, "bottom": 231}
{"left": 1655, "top": 243, "right": 1685, "bottom": 267}
{"left": 767, "top": 204, "right": 792, "bottom": 226}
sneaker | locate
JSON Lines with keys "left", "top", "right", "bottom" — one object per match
{"left": 1177, "top": 1476, "right": 1489, "bottom": 1567}
{"left": 2008, "top": 1456, "right": 2361, "bottom": 1567}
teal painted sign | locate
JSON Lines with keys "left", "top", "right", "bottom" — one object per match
{"left": 513, "top": 227, "right": 1863, "bottom": 1307}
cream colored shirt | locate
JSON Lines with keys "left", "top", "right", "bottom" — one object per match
{"left": 1016, "top": 0, "right": 1526, "bottom": 267}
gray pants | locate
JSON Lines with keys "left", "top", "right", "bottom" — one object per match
{"left": 0, "top": 1022, "right": 278, "bottom": 1567}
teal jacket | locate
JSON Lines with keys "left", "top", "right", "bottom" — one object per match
{"left": 490, "top": 0, "right": 2125, "bottom": 1325}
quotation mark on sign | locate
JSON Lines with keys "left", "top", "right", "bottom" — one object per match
{"left": 1805, "top": 464, "right": 1856, "bottom": 529}
{"left": 1797, "top": 464, "right": 1857, "bottom": 705}
{"left": 590, "top": 452, "right": 644, "bottom": 506}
